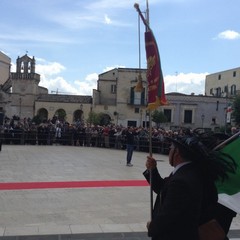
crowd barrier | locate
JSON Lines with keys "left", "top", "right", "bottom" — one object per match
{"left": 0, "top": 129, "right": 170, "bottom": 155}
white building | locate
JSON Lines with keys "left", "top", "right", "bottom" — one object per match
{"left": 205, "top": 67, "right": 240, "bottom": 97}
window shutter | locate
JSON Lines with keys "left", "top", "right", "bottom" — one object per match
{"left": 141, "top": 88, "right": 145, "bottom": 105}
{"left": 130, "top": 87, "right": 134, "bottom": 104}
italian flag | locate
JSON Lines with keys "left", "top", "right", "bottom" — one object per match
{"left": 216, "top": 132, "right": 240, "bottom": 213}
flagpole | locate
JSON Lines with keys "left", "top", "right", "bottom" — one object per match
{"left": 145, "top": 0, "right": 154, "bottom": 222}
{"left": 148, "top": 111, "right": 153, "bottom": 221}
{"left": 146, "top": 0, "right": 150, "bottom": 28}
{"left": 213, "top": 131, "right": 240, "bottom": 151}
{"left": 134, "top": 1, "right": 154, "bottom": 222}
{"left": 134, "top": 3, "right": 150, "bottom": 30}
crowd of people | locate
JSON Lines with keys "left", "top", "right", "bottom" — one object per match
{"left": 0, "top": 116, "right": 192, "bottom": 154}
{"left": 1, "top": 116, "right": 238, "bottom": 153}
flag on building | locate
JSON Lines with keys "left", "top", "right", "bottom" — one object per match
{"left": 216, "top": 134, "right": 240, "bottom": 213}
{"left": 145, "top": 30, "right": 167, "bottom": 110}
{"left": 226, "top": 105, "right": 232, "bottom": 124}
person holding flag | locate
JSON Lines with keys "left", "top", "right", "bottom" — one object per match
{"left": 143, "top": 132, "right": 237, "bottom": 240}
{"left": 134, "top": 1, "right": 238, "bottom": 239}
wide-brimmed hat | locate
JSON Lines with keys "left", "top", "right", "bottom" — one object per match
{"left": 164, "top": 134, "right": 237, "bottom": 182}
{"left": 164, "top": 135, "right": 209, "bottom": 161}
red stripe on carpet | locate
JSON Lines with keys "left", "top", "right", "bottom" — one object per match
{"left": 0, "top": 180, "right": 149, "bottom": 190}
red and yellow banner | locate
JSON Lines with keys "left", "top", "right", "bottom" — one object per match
{"left": 145, "top": 30, "right": 167, "bottom": 110}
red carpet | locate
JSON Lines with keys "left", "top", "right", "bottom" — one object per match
{"left": 0, "top": 180, "right": 149, "bottom": 190}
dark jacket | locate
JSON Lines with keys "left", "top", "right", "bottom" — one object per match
{"left": 125, "top": 130, "right": 136, "bottom": 145}
{"left": 143, "top": 163, "right": 203, "bottom": 240}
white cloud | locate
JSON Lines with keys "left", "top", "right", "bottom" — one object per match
{"left": 164, "top": 72, "right": 208, "bottom": 95}
{"left": 41, "top": 76, "right": 79, "bottom": 94}
{"left": 74, "top": 73, "right": 98, "bottom": 95}
{"left": 104, "top": 14, "right": 112, "bottom": 24}
{"left": 33, "top": 58, "right": 98, "bottom": 95}
{"left": 38, "top": 64, "right": 208, "bottom": 96}
{"left": 217, "top": 30, "right": 240, "bottom": 40}
{"left": 13, "top": 57, "right": 208, "bottom": 97}
{"left": 36, "top": 60, "right": 65, "bottom": 76}
{"left": 33, "top": 59, "right": 78, "bottom": 94}
{"left": 26, "top": 59, "right": 126, "bottom": 96}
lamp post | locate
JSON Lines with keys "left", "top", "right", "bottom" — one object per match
{"left": 80, "top": 104, "right": 83, "bottom": 124}
{"left": 90, "top": 105, "right": 93, "bottom": 126}
{"left": 19, "top": 97, "right": 22, "bottom": 119}
{"left": 201, "top": 114, "right": 205, "bottom": 128}
{"left": 139, "top": 109, "right": 143, "bottom": 127}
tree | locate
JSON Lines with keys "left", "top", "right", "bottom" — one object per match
{"left": 87, "top": 111, "right": 101, "bottom": 125}
{"left": 99, "top": 113, "right": 111, "bottom": 126}
{"left": 32, "top": 115, "right": 42, "bottom": 125}
{"left": 151, "top": 110, "right": 167, "bottom": 127}
{"left": 232, "top": 95, "right": 240, "bottom": 126}
{"left": 87, "top": 112, "right": 111, "bottom": 126}
{"left": 55, "top": 109, "right": 66, "bottom": 122}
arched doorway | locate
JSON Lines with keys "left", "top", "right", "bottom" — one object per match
{"left": 37, "top": 108, "right": 48, "bottom": 122}
{"left": 73, "top": 110, "right": 84, "bottom": 124}
{"left": 54, "top": 109, "right": 67, "bottom": 122}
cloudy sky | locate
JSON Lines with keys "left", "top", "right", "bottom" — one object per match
{"left": 1, "top": 0, "right": 239, "bottom": 95}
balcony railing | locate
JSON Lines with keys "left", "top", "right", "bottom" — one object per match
{"left": 127, "top": 98, "right": 147, "bottom": 106}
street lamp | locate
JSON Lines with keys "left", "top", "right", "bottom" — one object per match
{"left": 19, "top": 97, "right": 22, "bottom": 119}
{"left": 201, "top": 114, "right": 205, "bottom": 128}
{"left": 79, "top": 104, "right": 83, "bottom": 124}
{"left": 139, "top": 109, "right": 143, "bottom": 127}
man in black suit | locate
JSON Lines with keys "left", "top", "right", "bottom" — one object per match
{"left": 143, "top": 135, "right": 236, "bottom": 240}
{"left": 143, "top": 141, "right": 203, "bottom": 240}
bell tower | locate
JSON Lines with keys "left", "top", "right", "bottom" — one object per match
{"left": 16, "top": 54, "right": 35, "bottom": 74}
{"left": 11, "top": 54, "right": 40, "bottom": 94}
{"left": 10, "top": 53, "right": 41, "bottom": 118}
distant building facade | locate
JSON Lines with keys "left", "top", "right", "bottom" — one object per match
{"left": 205, "top": 67, "right": 240, "bottom": 97}
{"left": 93, "top": 68, "right": 147, "bottom": 127}
{"left": 0, "top": 53, "right": 92, "bottom": 123}
{"left": 0, "top": 51, "right": 11, "bottom": 86}
{"left": 93, "top": 68, "right": 228, "bottom": 130}
{"left": 0, "top": 52, "right": 235, "bottom": 129}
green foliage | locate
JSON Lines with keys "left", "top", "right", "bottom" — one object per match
{"left": 232, "top": 95, "right": 240, "bottom": 126}
{"left": 87, "top": 112, "right": 111, "bottom": 126}
{"left": 99, "top": 113, "right": 111, "bottom": 126}
{"left": 32, "top": 115, "right": 42, "bottom": 125}
{"left": 87, "top": 111, "right": 101, "bottom": 125}
{"left": 151, "top": 110, "right": 167, "bottom": 127}
{"left": 56, "top": 109, "right": 66, "bottom": 121}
